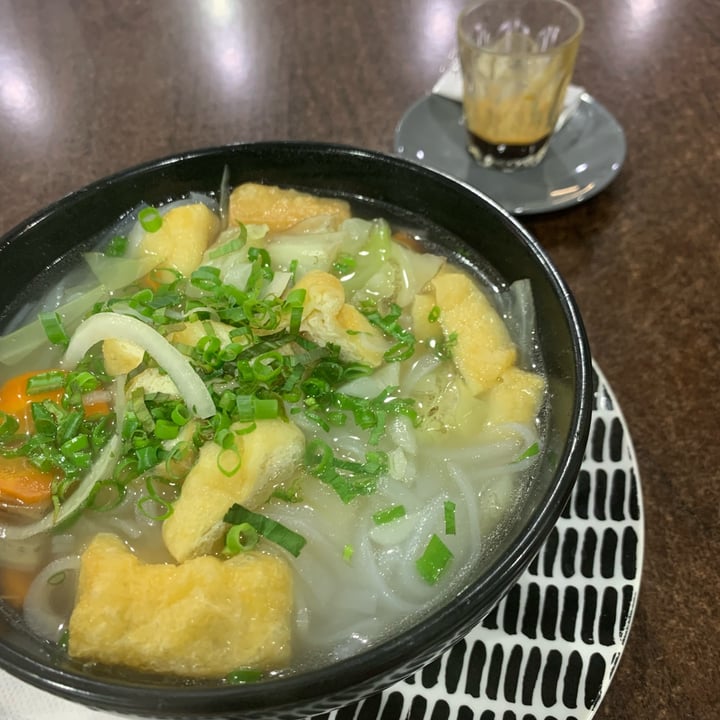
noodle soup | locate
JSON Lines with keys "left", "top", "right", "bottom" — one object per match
{"left": 0, "top": 182, "right": 546, "bottom": 681}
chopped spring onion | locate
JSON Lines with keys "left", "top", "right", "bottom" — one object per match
{"left": 416, "top": 534, "right": 453, "bottom": 585}
{"left": 362, "top": 302, "right": 416, "bottom": 364}
{"left": 138, "top": 206, "right": 163, "bottom": 233}
{"left": 170, "top": 403, "right": 191, "bottom": 426}
{"left": 217, "top": 446, "right": 242, "bottom": 476}
{"left": 434, "top": 331, "right": 457, "bottom": 360}
{"left": 342, "top": 544, "right": 354, "bottom": 563}
{"left": 253, "top": 397, "right": 279, "bottom": 419}
{"left": 154, "top": 419, "right": 180, "bottom": 440}
{"left": 225, "top": 668, "right": 263, "bottom": 684}
{"left": 63, "top": 312, "right": 215, "bottom": 418}
{"left": 208, "top": 231, "right": 246, "bottom": 259}
{"left": 26, "top": 370, "right": 66, "bottom": 394}
{"left": 372, "top": 505, "right": 406, "bottom": 526}
{"left": 0, "top": 411, "right": 19, "bottom": 437}
{"left": 233, "top": 395, "right": 279, "bottom": 422}
{"left": 87, "top": 478, "right": 127, "bottom": 512}
{"left": 39, "top": 312, "right": 70, "bottom": 347}
{"left": 305, "top": 438, "right": 385, "bottom": 503}
{"left": 136, "top": 476, "right": 174, "bottom": 521}
{"left": 105, "top": 235, "right": 128, "bottom": 257}
{"left": 224, "top": 504, "right": 306, "bottom": 557}
{"left": 270, "top": 483, "right": 302, "bottom": 503}
{"left": 444, "top": 500, "right": 456, "bottom": 535}
{"left": 515, "top": 442, "right": 540, "bottom": 462}
{"left": 137, "top": 495, "right": 173, "bottom": 521}
{"left": 0, "top": 431, "right": 122, "bottom": 540}
{"left": 428, "top": 305, "right": 441, "bottom": 323}
{"left": 333, "top": 254, "right": 356, "bottom": 277}
{"left": 223, "top": 522, "right": 259, "bottom": 555}
{"left": 191, "top": 266, "right": 222, "bottom": 291}
{"left": 47, "top": 570, "right": 67, "bottom": 586}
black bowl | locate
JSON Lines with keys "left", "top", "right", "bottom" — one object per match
{"left": 0, "top": 142, "right": 592, "bottom": 719}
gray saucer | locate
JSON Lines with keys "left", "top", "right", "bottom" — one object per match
{"left": 394, "top": 93, "right": 626, "bottom": 215}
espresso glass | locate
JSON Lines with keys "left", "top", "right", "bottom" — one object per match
{"left": 458, "top": 0, "right": 583, "bottom": 170}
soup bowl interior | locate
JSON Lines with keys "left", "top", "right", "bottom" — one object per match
{"left": 0, "top": 143, "right": 592, "bottom": 719}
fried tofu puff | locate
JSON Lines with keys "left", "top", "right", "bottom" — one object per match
{"left": 167, "top": 319, "right": 235, "bottom": 348}
{"left": 229, "top": 183, "right": 350, "bottom": 232}
{"left": 102, "top": 337, "right": 145, "bottom": 376}
{"left": 102, "top": 204, "right": 221, "bottom": 374}
{"left": 162, "top": 419, "right": 305, "bottom": 563}
{"left": 413, "top": 268, "right": 544, "bottom": 437}
{"left": 135, "top": 203, "right": 220, "bottom": 282}
{"left": 294, "top": 270, "right": 388, "bottom": 367}
{"left": 428, "top": 270, "right": 518, "bottom": 396}
{"left": 125, "top": 367, "right": 180, "bottom": 398}
{"left": 68, "top": 533, "right": 292, "bottom": 677}
{"left": 484, "top": 366, "right": 545, "bottom": 427}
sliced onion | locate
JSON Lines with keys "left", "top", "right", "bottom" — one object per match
{"left": 63, "top": 312, "right": 215, "bottom": 418}
{"left": 23, "top": 555, "right": 81, "bottom": 641}
{"left": 0, "top": 432, "right": 122, "bottom": 541}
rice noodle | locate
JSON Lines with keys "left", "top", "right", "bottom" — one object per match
{"left": 23, "top": 555, "right": 81, "bottom": 641}
{"left": 401, "top": 352, "right": 443, "bottom": 393}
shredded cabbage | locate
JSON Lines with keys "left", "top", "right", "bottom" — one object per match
{"left": 82, "top": 253, "right": 159, "bottom": 292}
{"left": 0, "top": 285, "right": 107, "bottom": 367}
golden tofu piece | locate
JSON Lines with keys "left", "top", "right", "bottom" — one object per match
{"left": 229, "top": 183, "right": 350, "bottom": 233}
{"left": 162, "top": 419, "right": 305, "bottom": 563}
{"left": 430, "top": 271, "right": 517, "bottom": 396}
{"left": 484, "top": 366, "right": 545, "bottom": 426}
{"left": 68, "top": 534, "right": 292, "bottom": 677}
{"left": 125, "top": 367, "right": 180, "bottom": 398}
{"left": 168, "top": 320, "right": 235, "bottom": 349}
{"left": 102, "top": 338, "right": 144, "bottom": 376}
{"left": 137, "top": 203, "right": 220, "bottom": 280}
{"left": 294, "top": 270, "right": 388, "bottom": 367}
{"left": 410, "top": 292, "right": 443, "bottom": 342}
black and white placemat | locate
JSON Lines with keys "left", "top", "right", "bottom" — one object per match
{"left": 318, "top": 361, "right": 643, "bottom": 720}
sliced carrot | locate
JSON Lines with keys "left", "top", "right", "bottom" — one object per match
{"left": 0, "top": 369, "right": 113, "bottom": 433}
{"left": 0, "top": 456, "right": 54, "bottom": 506}
{"left": 0, "top": 370, "right": 113, "bottom": 509}
{"left": 0, "top": 565, "right": 36, "bottom": 608}
{"left": 0, "top": 370, "right": 64, "bottom": 433}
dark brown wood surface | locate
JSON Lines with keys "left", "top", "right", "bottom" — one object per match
{"left": 1, "top": 1, "right": 718, "bottom": 718}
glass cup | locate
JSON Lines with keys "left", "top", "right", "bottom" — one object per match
{"left": 457, "top": 0, "right": 583, "bottom": 170}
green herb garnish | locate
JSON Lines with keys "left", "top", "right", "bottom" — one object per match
{"left": 444, "top": 500, "right": 456, "bottom": 535}
{"left": 515, "top": 442, "right": 540, "bottom": 462}
{"left": 416, "top": 534, "right": 453, "bottom": 585}
{"left": 224, "top": 504, "right": 306, "bottom": 557}
{"left": 138, "top": 206, "right": 163, "bottom": 233}
{"left": 372, "top": 505, "right": 406, "bottom": 525}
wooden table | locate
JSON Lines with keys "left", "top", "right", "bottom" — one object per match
{"left": 0, "top": 1, "right": 718, "bottom": 718}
